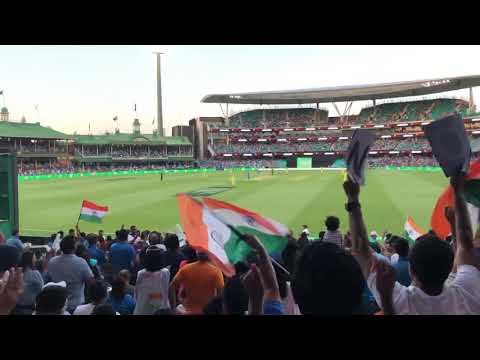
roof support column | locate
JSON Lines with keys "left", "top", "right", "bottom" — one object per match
{"left": 469, "top": 87, "right": 475, "bottom": 115}
{"left": 225, "top": 103, "right": 229, "bottom": 127}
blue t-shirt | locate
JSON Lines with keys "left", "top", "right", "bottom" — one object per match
{"left": 110, "top": 242, "right": 136, "bottom": 274}
{"left": 393, "top": 258, "right": 411, "bottom": 287}
{"left": 263, "top": 300, "right": 284, "bottom": 315}
{"left": 7, "top": 236, "right": 23, "bottom": 252}
{"left": 107, "top": 294, "right": 136, "bottom": 315}
{"left": 88, "top": 245, "right": 106, "bottom": 265}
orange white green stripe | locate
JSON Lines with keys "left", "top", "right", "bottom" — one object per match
{"left": 79, "top": 200, "right": 109, "bottom": 224}
{"left": 404, "top": 216, "right": 425, "bottom": 244}
{"left": 177, "top": 194, "right": 289, "bottom": 276}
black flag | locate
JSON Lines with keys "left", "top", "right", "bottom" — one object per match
{"left": 345, "top": 130, "right": 376, "bottom": 186}
{"left": 424, "top": 113, "right": 471, "bottom": 177}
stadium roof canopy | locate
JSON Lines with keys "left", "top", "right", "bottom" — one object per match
{"left": 74, "top": 133, "right": 192, "bottom": 146}
{"left": 201, "top": 75, "right": 480, "bottom": 105}
{"left": 0, "top": 122, "right": 72, "bottom": 139}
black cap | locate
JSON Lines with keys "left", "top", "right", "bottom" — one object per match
{"left": 0, "top": 245, "right": 21, "bottom": 273}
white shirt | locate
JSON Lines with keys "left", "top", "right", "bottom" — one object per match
{"left": 323, "top": 230, "right": 343, "bottom": 248}
{"left": 73, "top": 303, "right": 95, "bottom": 315}
{"left": 302, "top": 228, "right": 310, "bottom": 236}
{"left": 134, "top": 268, "right": 171, "bottom": 315}
{"left": 367, "top": 265, "right": 480, "bottom": 315}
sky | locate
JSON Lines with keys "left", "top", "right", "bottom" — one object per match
{"left": 1, "top": 45, "right": 480, "bottom": 136}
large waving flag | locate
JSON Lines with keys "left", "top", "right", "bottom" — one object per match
{"left": 79, "top": 200, "right": 109, "bottom": 224}
{"left": 431, "top": 159, "right": 480, "bottom": 239}
{"left": 177, "top": 194, "right": 289, "bottom": 276}
{"left": 404, "top": 216, "right": 426, "bottom": 244}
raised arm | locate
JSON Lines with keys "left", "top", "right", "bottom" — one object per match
{"left": 343, "top": 179, "right": 374, "bottom": 277}
{"left": 451, "top": 175, "right": 478, "bottom": 268}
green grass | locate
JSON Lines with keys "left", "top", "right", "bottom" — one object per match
{"left": 19, "top": 169, "right": 448, "bottom": 238}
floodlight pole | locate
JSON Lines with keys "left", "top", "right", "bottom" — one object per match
{"left": 153, "top": 52, "right": 164, "bottom": 136}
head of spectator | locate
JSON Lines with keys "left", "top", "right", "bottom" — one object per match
{"left": 0, "top": 244, "right": 21, "bottom": 273}
{"left": 98, "top": 230, "right": 104, "bottom": 239}
{"left": 91, "top": 304, "right": 116, "bottom": 315}
{"left": 222, "top": 276, "right": 248, "bottom": 315}
{"left": 203, "top": 295, "right": 223, "bottom": 315}
{"left": 144, "top": 245, "right": 166, "bottom": 272}
{"left": 292, "top": 241, "right": 364, "bottom": 315}
{"left": 60, "top": 235, "right": 76, "bottom": 255}
{"left": 181, "top": 245, "right": 198, "bottom": 264}
{"left": 325, "top": 216, "right": 340, "bottom": 232}
{"left": 110, "top": 276, "right": 127, "bottom": 302}
{"left": 118, "top": 269, "right": 131, "bottom": 285}
{"left": 164, "top": 233, "right": 180, "bottom": 252}
{"left": 88, "top": 280, "right": 108, "bottom": 306}
{"left": 148, "top": 232, "right": 162, "bottom": 246}
{"left": 117, "top": 229, "right": 129, "bottom": 243}
{"left": 20, "top": 251, "right": 36, "bottom": 272}
{"left": 409, "top": 233, "right": 454, "bottom": 296}
{"left": 196, "top": 251, "right": 209, "bottom": 262}
{"left": 68, "top": 229, "right": 75, "bottom": 237}
{"left": 87, "top": 234, "right": 98, "bottom": 248}
{"left": 35, "top": 284, "right": 68, "bottom": 315}
{"left": 392, "top": 236, "right": 409, "bottom": 259}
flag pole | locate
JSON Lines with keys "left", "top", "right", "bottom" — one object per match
{"left": 76, "top": 201, "right": 84, "bottom": 227}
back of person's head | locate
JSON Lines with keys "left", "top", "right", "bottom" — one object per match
{"left": 292, "top": 241, "right": 364, "bottom": 315}
{"left": 203, "top": 295, "right": 223, "bottom": 315}
{"left": 68, "top": 229, "right": 75, "bottom": 236}
{"left": 20, "top": 251, "right": 36, "bottom": 271}
{"left": 223, "top": 276, "right": 248, "bottom": 315}
{"left": 197, "top": 251, "right": 209, "bottom": 262}
{"left": 409, "top": 234, "right": 454, "bottom": 295}
{"left": 148, "top": 232, "right": 162, "bottom": 245}
{"left": 12, "top": 229, "right": 19, "bottom": 236}
{"left": 164, "top": 233, "right": 180, "bottom": 251}
{"left": 86, "top": 234, "right": 98, "bottom": 247}
{"left": 0, "top": 244, "right": 21, "bottom": 272}
{"left": 91, "top": 304, "right": 116, "bottom": 315}
{"left": 88, "top": 280, "right": 108, "bottom": 305}
{"left": 303, "top": 225, "right": 308, "bottom": 229}
{"left": 110, "top": 276, "right": 126, "bottom": 302}
{"left": 181, "top": 245, "right": 198, "bottom": 263}
{"left": 392, "top": 236, "right": 409, "bottom": 258}
{"left": 117, "top": 229, "right": 129, "bottom": 242}
{"left": 35, "top": 286, "right": 68, "bottom": 315}
{"left": 325, "top": 216, "right": 340, "bottom": 231}
{"left": 60, "top": 235, "right": 76, "bottom": 254}
{"left": 144, "top": 246, "right": 165, "bottom": 272}
{"left": 58, "top": 231, "right": 64, "bottom": 239}
{"left": 106, "top": 235, "right": 113, "bottom": 242}
{"left": 118, "top": 269, "right": 131, "bottom": 283}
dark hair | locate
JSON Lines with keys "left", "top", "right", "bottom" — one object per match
{"left": 153, "top": 308, "right": 174, "bottom": 315}
{"left": 60, "top": 236, "right": 76, "bottom": 254}
{"left": 20, "top": 251, "right": 35, "bottom": 271}
{"left": 0, "top": 245, "right": 21, "bottom": 272}
{"left": 318, "top": 231, "right": 325, "bottom": 240}
{"left": 35, "top": 286, "right": 68, "bottom": 315}
{"left": 12, "top": 229, "right": 19, "bottom": 236}
{"left": 164, "top": 233, "right": 180, "bottom": 251}
{"left": 75, "top": 244, "right": 88, "bottom": 258}
{"left": 144, "top": 246, "right": 165, "bottom": 272}
{"left": 369, "top": 242, "right": 381, "bottom": 254}
{"left": 325, "top": 216, "right": 340, "bottom": 231}
{"left": 292, "top": 241, "right": 364, "bottom": 315}
{"left": 91, "top": 304, "right": 116, "bottom": 315}
{"left": 86, "top": 234, "right": 98, "bottom": 247}
{"left": 197, "top": 251, "right": 209, "bottom": 262}
{"left": 117, "top": 229, "right": 129, "bottom": 242}
{"left": 68, "top": 228, "right": 75, "bottom": 235}
{"left": 203, "top": 295, "right": 223, "bottom": 315}
{"left": 88, "top": 280, "right": 108, "bottom": 304}
{"left": 106, "top": 235, "right": 113, "bottom": 242}
{"left": 392, "top": 236, "right": 409, "bottom": 258}
{"left": 223, "top": 276, "right": 248, "bottom": 315}
{"left": 181, "top": 245, "right": 198, "bottom": 263}
{"left": 148, "top": 232, "right": 163, "bottom": 245}
{"left": 110, "top": 276, "right": 126, "bottom": 302}
{"left": 302, "top": 225, "right": 308, "bottom": 229}
{"left": 234, "top": 261, "right": 250, "bottom": 276}
{"left": 409, "top": 235, "right": 454, "bottom": 295}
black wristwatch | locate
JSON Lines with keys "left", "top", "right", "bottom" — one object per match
{"left": 345, "top": 201, "right": 361, "bottom": 212}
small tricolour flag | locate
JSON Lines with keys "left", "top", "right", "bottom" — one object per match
{"left": 404, "top": 216, "right": 425, "bottom": 244}
{"left": 177, "top": 194, "right": 289, "bottom": 276}
{"left": 79, "top": 200, "right": 109, "bottom": 224}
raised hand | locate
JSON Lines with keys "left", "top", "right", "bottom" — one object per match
{"left": 343, "top": 178, "right": 360, "bottom": 201}
{"left": 375, "top": 261, "right": 396, "bottom": 315}
{"left": 0, "top": 268, "right": 24, "bottom": 315}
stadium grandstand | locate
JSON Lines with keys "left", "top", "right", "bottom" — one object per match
{"left": 196, "top": 75, "right": 480, "bottom": 168}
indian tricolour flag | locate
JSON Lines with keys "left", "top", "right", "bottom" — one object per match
{"left": 79, "top": 200, "right": 109, "bottom": 224}
{"left": 404, "top": 216, "right": 425, "bottom": 244}
{"left": 431, "top": 159, "right": 480, "bottom": 239}
{"left": 177, "top": 194, "right": 289, "bottom": 276}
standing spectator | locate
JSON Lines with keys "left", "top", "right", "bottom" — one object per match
{"left": 301, "top": 225, "right": 310, "bottom": 236}
{"left": 110, "top": 229, "right": 136, "bottom": 275}
{"left": 6, "top": 229, "right": 24, "bottom": 253}
{"left": 87, "top": 234, "right": 106, "bottom": 265}
{"left": 390, "top": 236, "right": 411, "bottom": 287}
{"left": 14, "top": 251, "right": 44, "bottom": 315}
{"left": 98, "top": 230, "right": 108, "bottom": 252}
{"left": 107, "top": 276, "right": 136, "bottom": 315}
{"left": 323, "top": 216, "right": 343, "bottom": 248}
{"left": 46, "top": 236, "right": 95, "bottom": 313}
{"left": 73, "top": 280, "right": 108, "bottom": 315}
{"left": 164, "top": 234, "right": 185, "bottom": 281}
{"left": 169, "top": 251, "right": 224, "bottom": 315}
{"left": 134, "top": 245, "right": 170, "bottom": 315}
{"left": 297, "top": 232, "right": 310, "bottom": 250}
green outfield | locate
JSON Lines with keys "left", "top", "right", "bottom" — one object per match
{"left": 18, "top": 169, "right": 448, "bottom": 238}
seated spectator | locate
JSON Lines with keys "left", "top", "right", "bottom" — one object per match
{"left": 323, "top": 216, "right": 343, "bottom": 247}
{"left": 15, "top": 251, "right": 44, "bottom": 315}
{"left": 169, "top": 251, "right": 224, "bottom": 315}
{"left": 291, "top": 241, "right": 364, "bottom": 315}
{"left": 344, "top": 176, "right": 480, "bottom": 315}
{"left": 74, "top": 280, "right": 108, "bottom": 315}
{"left": 107, "top": 276, "right": 136, "bottom": 315}
{"left": 34, "top": 282, "right": 69, "bottom": 315}
{"left": 46, "top": 236, "right": 94, "bottom": 313}
{"left": 134, "top": 245, "right": 171, "bottom": 315}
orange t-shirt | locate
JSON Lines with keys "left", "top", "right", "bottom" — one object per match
{"left": 172, "top": 261, "right": 224, "bottom": 314}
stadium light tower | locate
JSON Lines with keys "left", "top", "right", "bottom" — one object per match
{"left": 153, "top": 51, "right": 164, "bottom": 136}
